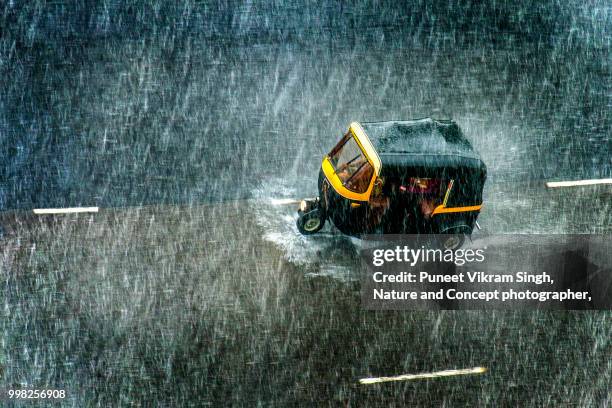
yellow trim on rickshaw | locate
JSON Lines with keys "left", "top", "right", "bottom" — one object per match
{"left": 432, "top": 179, "right": 482, "bottom": 215}
{"left": 432, "top": 204, "right": 482, "bottom": 215}
{"left": 442, "top": 180, "right": 454, "bottom": 206}
{"left": 321, "top": 122, "right": 381, "bottom": 202}
{"left": 349, "top": 122, "right": 381, "bottom": 175}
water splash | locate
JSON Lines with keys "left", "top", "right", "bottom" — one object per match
{"left": 249, "top": 177, "right": 360, "bottom": 281}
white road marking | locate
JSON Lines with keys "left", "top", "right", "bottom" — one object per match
{"left": 270, "top": 198, "right": 302, "bottom": 205}
{"left": 545, "top": 178, "right": 612, "bottom": 188}
{"left": 270, "top": 198, "right": 316, "bottom": 206}
{"left": 359, "top": 367, "right": 487, "bottom": 384}
{"left": 33, "top": 207, "right": 99, "bottom": 214}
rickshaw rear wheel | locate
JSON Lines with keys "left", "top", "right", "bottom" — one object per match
{"left": 437, "top": 224, "right": 471, "bottom": 250}
{"left": 297, "top": 209, "right": 325, "bottom": 235}
{"left": 441, "top": 234, "right": 466, "bottom": 250}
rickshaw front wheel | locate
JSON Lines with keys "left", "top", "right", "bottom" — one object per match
{"left": 297, "top": 209, "right": 325, "bottom": 235}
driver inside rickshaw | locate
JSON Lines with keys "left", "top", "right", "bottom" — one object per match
{"left": 366, "top": 176, "right": 443, "bottom": 230}
{"left": 405, "top": 177, "right": 441, "bottom": 219}
{"left": 366, "top": 177, "right": 390, "bottom": 229}
{"left": 369, "top": 177, "right": 442, "bottom": 220}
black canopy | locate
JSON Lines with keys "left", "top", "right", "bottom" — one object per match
{"left": 360, "top": 118, "right": 485, "bottom": 172}
{"left": 360, "top": 118, "right": 486, "bottom": 206}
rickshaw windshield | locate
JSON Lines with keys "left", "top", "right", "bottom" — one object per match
{"left": 329, "top": 134, "right": 374, "bottom": 193}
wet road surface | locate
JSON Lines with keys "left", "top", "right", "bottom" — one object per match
{"left": 1, "top": 1, "right": 610, "bottom": 406}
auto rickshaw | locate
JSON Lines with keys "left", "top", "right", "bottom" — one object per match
{"left": 297, "top": 118, "right": 486, "bottom": 247}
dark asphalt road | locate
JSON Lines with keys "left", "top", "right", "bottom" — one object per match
{"left": 0, "top": 1, "right": 610, "bottom": 406}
